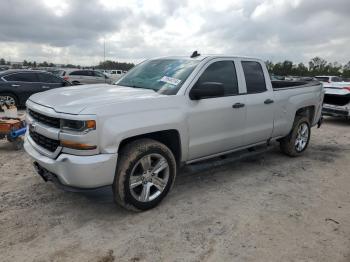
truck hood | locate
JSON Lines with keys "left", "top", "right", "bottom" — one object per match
{"left": 29, "top": 84, "right": 162, "bottom": 114}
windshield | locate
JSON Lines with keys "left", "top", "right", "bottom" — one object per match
{"left": 116, "top": 59, "right": 200, "bottom": 95}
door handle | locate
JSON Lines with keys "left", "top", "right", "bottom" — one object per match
{"left": 232, "top": 103, "right": 245, "bottom": 108}
{"left": 11, "top": 84, "right": 20, "bottom": 87}
{"left": 42, "top": 86, "right": 50, "bottom": 89}
{"left": 264, "top": 99, "right": 274, "bottom": 104}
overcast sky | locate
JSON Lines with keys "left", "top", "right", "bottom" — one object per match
{"left": 0, "top": 0, "right": 349, "bottom": 65}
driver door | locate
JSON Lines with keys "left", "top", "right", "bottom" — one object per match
{"left": 187, "top": 60, "right": 247, "bottom": 160}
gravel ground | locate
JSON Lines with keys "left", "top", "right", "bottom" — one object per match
{"left": 0, "top": 117, "right": 350, "bottom": 262}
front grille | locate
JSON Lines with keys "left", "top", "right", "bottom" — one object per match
{"left": 28, "top": 109, "right": 60, "bottom": 128}
{"left": 29, "top": 129, "right": 60, "bottom": 152}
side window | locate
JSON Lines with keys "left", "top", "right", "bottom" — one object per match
{"left": 83, "top": 70, "right": 93, "bottom": 76}
{"left": 38, "top": 73, "right": 62, "bottom": 83}
{"left": 69, "top": 71, "right": 82, "bottom": 76}
{"left": 331, "top": 77, "right": 342, "bottom": 82}
{"left": 242, "top": 61, "right": 267, "bottom": 94}
{"left": 4, "top": 72, "right": 39, "bottom": 82}
{"left": 194, "top": 61, "right": 238, "bottom": 96}
{"left": 93, "top": 71, "right": 104, "bottom": 77}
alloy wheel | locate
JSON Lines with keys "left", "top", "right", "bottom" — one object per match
{"left": 129, "top": 153, "right": 170, "bottom": 202}
{"left": 295, "top": 122, "right": 309, "bottom": 152}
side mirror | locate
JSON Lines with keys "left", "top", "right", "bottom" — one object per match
{"left": 189, "top": 82, "right": 225, "bottom": 100}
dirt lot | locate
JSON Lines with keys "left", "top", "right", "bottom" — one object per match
{"left": 1, "top": 117, "right": 350, "bottom": 262}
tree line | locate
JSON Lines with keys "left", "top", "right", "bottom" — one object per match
{"left": 1, "top": 56, "right": 350, "bottom": 77}
{"left": 0, "top": 58, "right": 135, "bottom": 71}
{"left": 266, "top": 57, "right": 350, "bottom": 77}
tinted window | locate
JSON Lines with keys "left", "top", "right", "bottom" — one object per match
{"left": 38, "top": 73, "right": 62, "bottom": 83}
{"left": 331, "top": 77, "right": 342, "bottom": 82}
{"left": 93, "top": 71, "right": 105, "bottom": 77}
{"left": 194, "top": 61, "right": 238, "bottom": 96}
{"left": 242, "top": 61, "right": 267, "bottom": 94}
{"left": 69, "top": 71, "right": 83, "bottom": 76}
{"left": 69, "top": 70, "right": 93, "bottom": 76}
{"left": 315, "top": 77, "right": 330, "bottom": 83}
{"left": 4, "top": 72, "right": 39, "bottom": 82}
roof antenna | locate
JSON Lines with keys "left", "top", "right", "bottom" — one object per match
{"left": 190, "top": 51, "right": 200, "bottom": 58}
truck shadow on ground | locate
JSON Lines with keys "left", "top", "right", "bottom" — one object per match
{"left": 76, "top": 145, "right": 282, "bottom": 210}
{"left": 69, "top": 137, "right": 347, "bottom": 216}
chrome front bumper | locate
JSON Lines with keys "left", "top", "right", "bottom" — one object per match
{"left": 24, "top": 138, "right": 118, "bottom": 189}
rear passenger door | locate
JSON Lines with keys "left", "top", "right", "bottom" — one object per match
{"left": 240, "top": 60, "right": 274, "bottom": 145}
{"left": 37, "top": 72, "right": 65, "bottom": 90}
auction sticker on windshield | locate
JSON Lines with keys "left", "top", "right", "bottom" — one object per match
{"left": 159, "top": 76, "right": 181, "bottom": 86}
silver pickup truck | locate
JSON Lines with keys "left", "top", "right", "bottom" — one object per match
{"left": 24, "top": 55, "right": 324, "bottom": 211}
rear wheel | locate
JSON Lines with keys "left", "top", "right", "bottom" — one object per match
{"left": 0, "top": 93, "right": 18, "bottom": 107}
{"left": 113, "top": 139, "right": 177, "bottom": 211}
{"left": 280, "top": 116, "right": 311, "bottom": 157}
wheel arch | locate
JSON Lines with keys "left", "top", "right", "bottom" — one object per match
{"left": 118, "top": 129, "right": 182, "bottom": 166}
{"left": 295, "top": 105, "right": 315, "bottom": 125}
{"left": 0, "top": 92, "right": 20, "bottom": 106}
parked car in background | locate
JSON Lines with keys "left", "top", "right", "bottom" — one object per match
{"left": 24, "top": 55, "right": 323, "bottom": 211}
{"left": 63, "top": 69, "right": 112, "bottom": 85}
{"left": 46, "top": 69, "right": 66, "bottom": 78}
{"left": 0, "top": 70, "right": 71, "bottom": 107}
{"left": 0, "top": 66, "right": 10, "bottom": 72}
{"left": 106, "top": 70, "right": 125, "bottom": 81}
{"left": 316, "top": 76, "right": 350, "bottom": 119}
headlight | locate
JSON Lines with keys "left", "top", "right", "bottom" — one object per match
{"left": 60, "top": 119, "right": 96, "bottom": 133}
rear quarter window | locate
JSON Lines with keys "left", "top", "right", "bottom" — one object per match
{"left": 38, "top": 73, "right": 62, "bottom": 83}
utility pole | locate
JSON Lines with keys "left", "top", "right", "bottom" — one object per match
{"left": 103, "top": 37, "right": 106, "bottom": 71}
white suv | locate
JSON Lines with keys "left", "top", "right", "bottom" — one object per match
{"left": 63, "top": 70, "right": 112, "bottom": 85}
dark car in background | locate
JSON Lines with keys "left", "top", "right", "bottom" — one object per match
{"left": 0, "top": 70, "right": 71, "bottom": 107}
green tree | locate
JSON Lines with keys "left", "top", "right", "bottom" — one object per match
{"left": 96, "top": 60, "right": 135, "bottom": 70}
{"left": 309, "top": 57, "right": 327, "bottom": 75}
{"left": 0, "top": 58, "right": 5, "bottom": 65}
{"left": 265, "top": 60, "right": 274, "bottom": 73}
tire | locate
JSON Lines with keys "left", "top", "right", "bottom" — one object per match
{"left": 72, "top": 81, "right": 80, "bottom": 85}
{"left": 0, "top": 93, "right": 18, "bottom": 107}
{"left": 113, "top": 138, "right": 177, "bottom": 211}
{"left": 280, "top": 116, "right": 311, "bottom": 157}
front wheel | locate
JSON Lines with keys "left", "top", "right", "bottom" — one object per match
{"left": 280, "top": 116, "right": 311, "bottom": 157}
{"left": 0, "top": 93, "right": 18, "bottom": 107}
{"left": 113, "top": 139, "right": 177, "bottom": 211}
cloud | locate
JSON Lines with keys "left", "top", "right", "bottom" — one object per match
{"left": 0, "top": 0, "right": 349, "bottom": 65}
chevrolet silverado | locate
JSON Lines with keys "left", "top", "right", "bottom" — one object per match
{"left": 24, "top": 55, "right": 324, "bottom": 211}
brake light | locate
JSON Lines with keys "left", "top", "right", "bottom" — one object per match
{"left": 63, "top": 76, "right": 69, "bottom": 81}
{"left": 343, "top": 87, "right": 350, "bottom": 92}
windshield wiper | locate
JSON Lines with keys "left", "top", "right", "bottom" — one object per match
{"left": 119, "top": 84, "right": 157, "bottom": 92}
